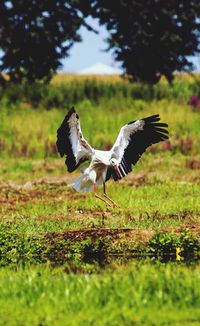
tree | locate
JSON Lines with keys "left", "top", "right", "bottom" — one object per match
{"left": 0, "top": 0, "right": 91, "bottom": 83}
{"left": 91, "top": 0, "right": 200, "bottom": 83}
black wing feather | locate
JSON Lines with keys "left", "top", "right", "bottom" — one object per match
{"left": 56, "top": 107, "right": 75, "bottom": 158}
{"left": 108, "top": 114, "right": 169, "bottom": 181}
{"left": 125, "top": 115, "right": 168, "bottom": 166}
{"left": 56, "top": 107, "right": 89, "bottom": 172}
{"left": 56, "top": 108, "right": 77, "bottom": 172}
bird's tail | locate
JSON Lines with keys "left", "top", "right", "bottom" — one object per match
{"left": 71, "top": 175, "right": 94, "bottom": 193}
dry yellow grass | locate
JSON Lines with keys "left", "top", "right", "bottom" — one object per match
{"left": 52, "top": 72, "right": 123, "bottom": 85}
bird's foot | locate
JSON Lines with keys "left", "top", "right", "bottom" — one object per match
{"left": 112, "top": 202, "right": 120, "bottom": 209}
{"left": 103, "top": 194, "right": 120, "bottom": 209}
{"left": 95, "top": 193, "right": 112, "bottom": 207}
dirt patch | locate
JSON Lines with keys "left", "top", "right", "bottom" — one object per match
{"left": 45, "top": 220, "right": 200, "bottom": 244}
{"left": 0, "top": 176, "right": 71, "bottom": 189}
{"left": 177, "top": 221, "right": 200, "bottom": 237}
{"left": 0, "top": 186, "right": 62, "bottom": 209}
{"left": 0, "top": 179, "right": 86, "bottom": 213}
{"left": 46, "top": 228, "right": 135, "bottom": 242}
{"left": 154, "top": 220, "right": 200, "bottom": 238}
{"left": 32, "top": 176, "right": 72, "bottom": 186}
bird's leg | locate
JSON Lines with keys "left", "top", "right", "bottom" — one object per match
{"left": 103, "top": 183, "right": 120, "bottom": 208}
{"left": 94, "top": 182, "right": 111, "bottom": 207}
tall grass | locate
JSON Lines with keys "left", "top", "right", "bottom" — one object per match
{"left": 1, "top": 73, "right": 200, "bottom": 158}
{"left": 1, "top": 98, "right": 200, "bottom": 158}
{"left": 1, "top": 73, "right": 200, "bottom": 109}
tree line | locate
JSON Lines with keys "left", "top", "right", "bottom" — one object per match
{"left": 0, "top": 0, "right": 200, "bottom": 85}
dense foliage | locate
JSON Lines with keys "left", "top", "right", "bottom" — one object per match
{"left": 1, "top": 74, "right": 200, "bottom": 109}
{"left": 0, "top": 0, "right": 90, "bottom": 83}
{"left": 91, "top": 0, "right": 200, "bottom": 83}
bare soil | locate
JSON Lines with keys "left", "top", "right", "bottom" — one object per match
{"left": 46, "top": 221, "right": 200, "bottom": 245}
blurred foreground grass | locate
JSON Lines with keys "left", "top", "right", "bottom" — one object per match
{"left": 0, "top": 262, "right": 200, "bottom": 325}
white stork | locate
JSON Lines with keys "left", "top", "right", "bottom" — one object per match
{"left": 56, "top": 107, "right": 168, "bottom": 207}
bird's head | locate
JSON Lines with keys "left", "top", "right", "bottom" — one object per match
{"left": 110, "top": 158, "right": 123, "bottom": 178}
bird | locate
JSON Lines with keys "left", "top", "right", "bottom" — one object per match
{"left": 56, "top": 107, "right": 169, "bottom": 207}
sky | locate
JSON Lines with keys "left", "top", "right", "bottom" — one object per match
{"left": 60, "top": 17, "right": 120, "bottom": 73}
{"left": 60, "top": 16, "right": 200, "bottom": 73}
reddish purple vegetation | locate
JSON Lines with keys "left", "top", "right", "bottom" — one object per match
{"left": 150, "top": 137, "right": 194, "bottom": 154}
{"left": 179, "top": 138, "right": 193, "bottom": 154}
{"left": 8, "top": 139, "right": 58, "bottom": 157}
{"left": 21, "top": 143, "right": 28, "bottom": 157}
{"left": 188, "top": 96, "right": 200, "bottom": 112}
{"left": 9, "top": 141, "right": 37, "bottom": 157}
{"left": 44, "top": 139, "right": 58, "bottom": 157}
{"left": 162, "top": 140, "right": 172, "bottom": 151}
{"left": 186, "top": 159, "right": 200, "bottom": 170}
{"left": 7, "top": 137, "right": 195, "bottom": 158}
{"left": 171, "top": 137, "right": 193, "bottom": 154}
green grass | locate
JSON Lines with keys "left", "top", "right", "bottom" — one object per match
{"left": 1, "top": 74, "right": 200, "bottom": 325}
{"left": 0, "top": 262, "right": 200, "bottom": 325}
{"left": 1, "top": 181, "right": 199, "bottom": 230}
{"left": 1, "top": 151, "right": 199, "bottom": 232}
{"left": 1, "top": 97, "right": 200, "bottom": 158}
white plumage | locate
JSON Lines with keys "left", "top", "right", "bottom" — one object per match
{"left": 56, "top": 107, "right": 168, "bottom": 207}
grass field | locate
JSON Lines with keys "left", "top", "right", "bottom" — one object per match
{"left": 0, "top": 74, "right": 200, "bottom": 325}
{"left": 1, "top": 263, "right": 200, "bottom": 326}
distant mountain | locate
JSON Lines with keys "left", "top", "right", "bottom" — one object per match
{"left": 78, "top": 62, "right": 122, "bottom": 75}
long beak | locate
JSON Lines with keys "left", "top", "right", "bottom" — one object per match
{"left": 114, "top": 164, "right": 123, "bottom": 179}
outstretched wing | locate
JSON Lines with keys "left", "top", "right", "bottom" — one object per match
{"left": 56, "top": 107, "right": 94, "bottom": 172}
{"left": 107, "top": 114, "right": 169, "bottom": 181}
